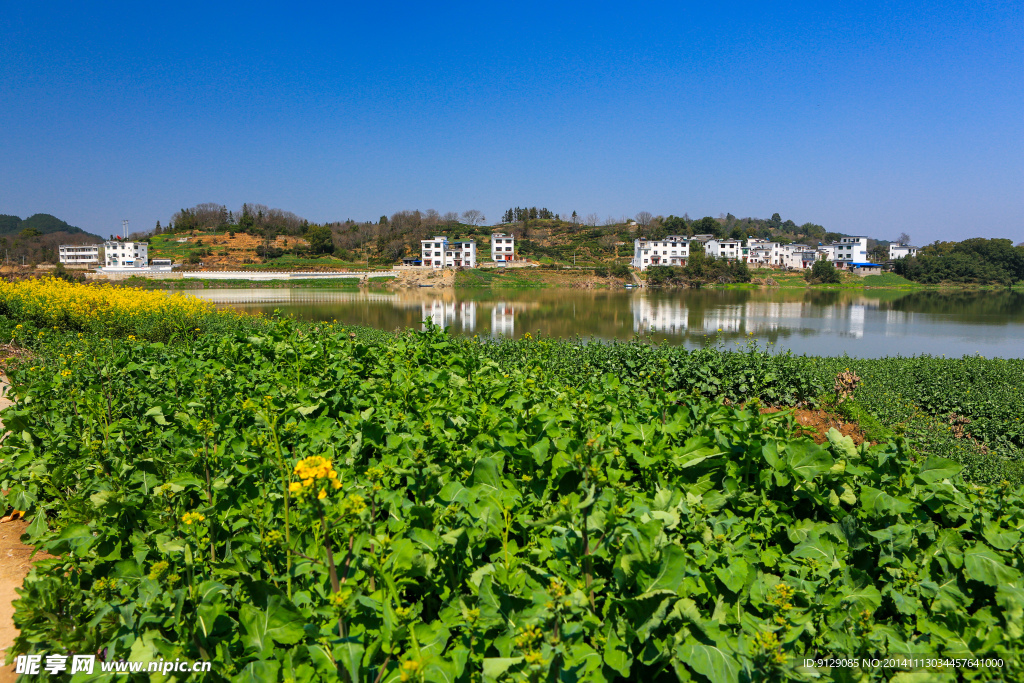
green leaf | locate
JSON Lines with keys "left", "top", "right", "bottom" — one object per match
{"left": 231, "top": 660, "right": 280, "bottom": 683}
{"left": 334, "top": 639, "right": 364, "bottom": 683}
{"left": 982, "top": 523, "right": 1021, "bottom": 551}
{"left": 239, "top": 594, "right": 305, "bottom": 656}
{"left": 826, "top": 428, "right": 858, "bottom": 460}
{"left": 482, "top": 657, "right": 523, "bottom": 680}
{"left": 713, "top": 558, "right": 749, "bottom": 594}
{"left": 963, "top": 543, "right": 1021, "bottom": 587}
{"left": 860, "top": 486, "right": 912, "bottom": 516}
{"left": 915, "top": 456, "right": 962, "bottom": 484}
{"left": 144, "top": 406, "right": 169, "bottom": 425}
{"left": 639, "top": 544, "right": 690, "bottom": 595}
{"left": 675, "top": 639, "right": 740, "bottom": 683}
{"left": 786, "top": 439, "right": 833, "bottom": 481}
{"left": 603, "top": 628, "right": 632, "bottom": 678}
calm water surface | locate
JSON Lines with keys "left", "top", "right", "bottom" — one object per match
{"left": 192, "top": 288, "right": 1024, "bottom": 358}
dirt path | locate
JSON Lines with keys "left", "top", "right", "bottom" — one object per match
{"left": 0, "top": 376, "right": 45, "bottom": 681}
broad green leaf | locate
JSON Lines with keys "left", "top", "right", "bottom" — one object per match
{"left": 915, "top": 456, "right": 962, "bottom": 484}
{"left": 639, "top": 545, "right": 690, "bottom": 595}
{"left": 713, "top": 558, "right": 749, "bottom": 593}
{"left": 239, "top": 595, "right": 305, "bottom": 656}
{"left": 603, "top": 628, "right": 632, "bottom": 678}
{"left": 860, "top": 486, "right": 912, "bottom": 516}
{"left": 963, "top": 544, "right": 1021, "bottom": 586}
{"left": 786, "top": 439, "right": 834, "bottom": 481}
{"left": 675, "top": 639, "right": 740, "bottom": 683}
{"left": 482, "top": 657, "right": 523, "bottom": 680}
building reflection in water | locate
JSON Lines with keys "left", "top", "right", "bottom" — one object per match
{"left": 491, "top": 302, "right": 515, "bottom": 337}
{"left": 632, "top": 298, "right": 688, "bottom": 334}
{"left": 630, "top": 295, "right": 876, "bottom": 339}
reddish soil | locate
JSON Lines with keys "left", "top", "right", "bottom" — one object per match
{"left": 0, "top": 518, "right": 51, "bottom": 682}
{"left": 761, "top": 407, "right": 871, "bottom": 445}
{"left": 0, "top": 375, "right": 52, "bottom": 681}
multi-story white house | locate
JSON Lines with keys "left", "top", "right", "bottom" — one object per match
{"left": 747, "top": 242, "right": 778, "bottom": 266}
{"left": 704, "top": 239, "right": 744, "bottom": 261}
{"left": 103, "top": 240, "right": 148, "bottom": 268}
{"left": 889, "top": 243, "right": 918, "bottom": 260}
{"left": 420, "top": 236, "right": 477, "bottom": 268}
{"left": 826, "top": 236, "right": 869, "bottom": 268}
{"left": 421, "top": 236, "right": 448, "bottom": 268}
{"left": 779, "top": 245, "right": 823, "bottom": 269}
{"left": 631, "top": 235, "right": 689, "bottom": 271}
{"left": 490, "top": 233, "right": 516, "bottom": 262}
{"left": 445, "top": 241, "right": 476, "bottom": 268}
{"left": 58, "top": 244, "right": 100, "bottom": 266}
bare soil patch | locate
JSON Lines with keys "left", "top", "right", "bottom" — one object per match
{"left": 0, "top": 519, "right": 52, "bottom": 681}
{"left": 761, "top": 407, "right": 870, "bottom": 445}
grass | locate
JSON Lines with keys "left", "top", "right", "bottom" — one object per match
{"left": 861, "top": 272, "right": 918, "bottom": 287}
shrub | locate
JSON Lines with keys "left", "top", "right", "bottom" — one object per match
{"left": 805, "top": 259, "right": 841, "bottom": 284}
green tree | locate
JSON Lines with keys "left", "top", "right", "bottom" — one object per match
{"left": 805, "top": 259, "right": 841, "bottom": 284}
{"left": 305, "top": 225, "right": 335, "bottom": 254}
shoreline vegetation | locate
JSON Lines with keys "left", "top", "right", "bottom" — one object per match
{"left": 0, "top": 278, "right": 1021, "bottom": 680}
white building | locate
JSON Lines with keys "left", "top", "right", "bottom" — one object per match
{"left": 490, "top": 233, "right": 516, "bottom": 262}
{"left": 889, "top": 243, "right": 918, "bottom": 260}
{"left": 631, "top": 235, "right": 689, "bottom": 271}
{"left": 421, "top": 236, "right": 448, "bottom": 269}
{"left": 704, "top": 239, "right": 744, "bottom": 261}
{"left": 445, "top": 240, "right": 477, "bottom": 268}
{"left": 779, "top": 245, "right": 823, "bottom": 269}
{"left": 58, "top": 244, "right": 100, "bottom": 266}
{"left": 420, "top": 236, "right": 477, "bottom": 268}
{"left": 826, "top": 236, "right": 869, "bottom": 268}
{"left": 747, "top": 242, "right": 778, "bottom": 266}
{"left": 103, "top": 240, "right": 148, "bottom": 268}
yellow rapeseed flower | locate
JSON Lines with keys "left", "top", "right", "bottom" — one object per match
{"left": 181, "top": 511, "right": 206, "bottom": 525}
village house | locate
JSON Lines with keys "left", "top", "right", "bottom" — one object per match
{"left": 420, "top": 236, "right": 448, "bottom": 269}
{"left": 103, "top": 240, "right": 149, "bottom": 268}
{"left": 58, "top": 244, "right": 100, "bottom": 266}
{"left": 445, "top": 240, "right": 477, "bottom": 268}
{"left": 419, "top": 236, "right": 478, "bottom": 268}
{"left": 825, "top": 236, "right": 869, "bottom": 269}
{"left": 631, "top": 235, "right": 690, "bottom": 271}
{"left": 888, "top": 243, "right": 918, "bottom": 259}
{"left": 704, "top": 239, "right": 743, "bottom": 261}
{"left": 490, "top": 233, "right": 516, "bottom": 262}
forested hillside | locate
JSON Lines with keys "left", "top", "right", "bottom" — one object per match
{"left": 0, "top": 213, "right": 102, "bottom": 264}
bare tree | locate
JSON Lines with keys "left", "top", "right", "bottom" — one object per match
{"left": 442, "top": 211, "right": 460, "bottom": 228}
{"left": 635, "top": 211, "right": 653, "bottom": 230}
{"left": 461, "top": 210, "right": 484, "bottom": 226}
{"left": 603, "top": 215, "right": 617, "bottom": 226}
{"left": 599, "top": 234, "right": 618, "bottom": 254}
{"left": 585, "top": 213, "right": 599, "bottom": 227}
{"left": 897, "top": 232, "right": 911, "bottom": 245}
{"left": 424, "top": 209, "right": 441, "bottom": 227}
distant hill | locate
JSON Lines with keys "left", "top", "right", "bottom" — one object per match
{"left": 0, "top": 213, "right": 103, "bottom": 241}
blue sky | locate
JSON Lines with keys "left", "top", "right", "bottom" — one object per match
{"left": 1, "top": 1, "right": 1021, "bottom": 243}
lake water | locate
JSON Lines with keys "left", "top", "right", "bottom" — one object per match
{"left": 192, "top": 288, "right": 1024, "bottom": 358}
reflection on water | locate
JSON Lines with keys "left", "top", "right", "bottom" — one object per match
{"left": 191, "top": 287, "right": 1024, "bottom": 358}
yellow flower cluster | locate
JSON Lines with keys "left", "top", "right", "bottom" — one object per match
{"left": 148, "top": 560, "right": 169, "bottom": 580}
{"left": 767, "top": 583, "right": 795, "bottom": 611}
{"left": 181, "top": 511, "right": 206, "bottom": 525}
{"left": 0, "top": 276, "right": 232, "bottom": 339}
{"left": 751, "top": 630, "right": 787, "bottom": 665}
{"left": 291, "top": 456, "right": 342, "bottom": 500}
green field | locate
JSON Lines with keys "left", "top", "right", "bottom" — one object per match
{"left": 0, "top": 281, "right": 1022, "bottom": 681}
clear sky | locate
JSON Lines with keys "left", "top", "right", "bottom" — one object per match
{"left": 1, "top": 1, "right": 1021, "bottom": 243}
